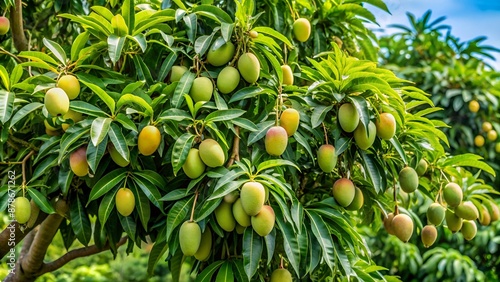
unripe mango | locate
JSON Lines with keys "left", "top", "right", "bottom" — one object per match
{"left": 238, "top": 53, "right": 260, "bottom": 83}
{"left": 0, "top": 17, "right": 10, "bottom": 35}
{"left": 116, "top": 188, "right": 135, "bottom": 216}
{"left": 108, "top": 143, "right": 129, "bottom": 167}
{"left": 292, "top": 18, "right": 311, "bottom": 42}
{"left": 240, "top": 181, "right": 266, "bottom": 216}
{"left": 13, "top": 197, "right": 31, "bottom": 224}
{"left": 281, "top": 65, "right": 294, "bottom": 85}
{"left": 421, "top": 224, "right": 437, "bottom": 248}
{"left": 461, "top": 220, "right": 477, "bottom": 241}
{"left": 217, "top": 66, "right": 240, "bottom": 94}
{"left": 251, "top": 205, "right": 275, "bottom": 236}
{"left": 280, "top": 108, "right": 300, "bottom": 136}
{"left": 383, "top": 213, "right": 395, "bottom": 235}
{"left": 479, "top": 204, "right": 491, "bottom": 226}
{"left": 199, "top": 139, "right": 225, "bottom": 167}
{"left": 249, "top": 30, "right": 259, "bottom": 39}
{"left": 62, "top": 110, "right": 83, "bottom": 131}
{"left": 353, "top": 121, "right": 376, "bottom": 150}
{"left": 190, "top": 77, "right": 213, "bottom": 102}
{"left": 426, "top": 203, "right": 445, "bottom": 226}
{"left": 482, "top": 121, "right": 493, "bottom": 132}
{"left": 317, "top": 144, "right": 337, "bottom": 172}
{"left": 270, "top": 268, "right": 292, "bottom": 282}
{"left": 332, "top": 178, "right": 355, "bottom": 207}
{"left": 232, "top": 198, "right": 252, "bottom": 227}
{"left": 194, "top": 227, "right": 212, "bottom": 261}
{"left": 265, "top": 126, "right": 288, "bottom": 156}
{"left": 179, "top": 221, "right": 202, "bottom": 256}
{"left": 338, "top": 103, "right": 359, "bottom": 133}
{"left": 445, "top": 209, "right": 462, "bottom": 233}
{"left": 235, "top": 224, "right": 246, "bottom": 234}
{"left": 416, "top": 159, "right": 428, "bottom": 176}
{"left": 455, "top": 201, "right": 479, "bottom": 220}
{"left": 399, "top": 167, "right": 419, "bottom": 193}
{"left": 58, "top": 75, "right": 80, "bottom": 100}
{"left": 392, "top": 213, "right": 413, "bottom": 242}
{"left": 45, "top": 88, "right": 70, "bottom": 116}
{"left": 26, "top": 199, "right": 40, "bottom": 228}
{"left": 485, "top": 200, "right": 500, "bottom": 222}
{"left": 70, "top": 146, "right": 89, "bottom": 177}
{"left": 45, "top": 128, "right": 59, "bottom": 136}
{"left": 182, "top": 148, "right": 206, "bottom": 179}
{"left": 376, "top": 112, "right": 396, "bottom": 140}
{"left": 223, "top": 190, "right": 239, "bottom": 204}
{"left": 207, "top": 42, "right": 235, "bottom": 66}
{"left": 214, "top": 201, "right": 236, "bottom": 232}
{"left": 346, "top": 187, "right": 364, "bottom": 211}
{"left": 469, "top": 100, "right": 480, "bottom": 112}
{"left": 170, "top": 66, "right": 188, "bottom": 82}
{"left": 138, "top": 125, "right": 161, "bottom": 156}
{"left": 443, "top": 182, "right": 462, "bottom": 208}
{"left": 44, "top": 117, "right": 59, "bottom": 131}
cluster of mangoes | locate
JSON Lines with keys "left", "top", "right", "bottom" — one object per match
{"left": 474, "top": 121, "right": 498, "bottom": 148}
{"left": 182, "top": 139, "right": 226, "bottom": 178}
{"left": 265, "top": 108, "right": 300, "bottom": 156}
{"left": 0, "top": 16, "right": 9, "bottom": 35}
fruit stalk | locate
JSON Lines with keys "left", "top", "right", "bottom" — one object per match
{"left": 227, "top": 126, "right": 241, "bottom": 167}
{"left": 190, "top": 189, "right": 199, "bottom": 222}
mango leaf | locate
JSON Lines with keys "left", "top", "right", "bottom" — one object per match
{"left": 256, "top": 159, "right": 300, "bottom": 174}
{"left": 192, "top": 5, "right": 233, "bottom": 23}
{"left": 71, "top": 195, "right": 92, "bottom": 246}
{"left": 71, "top": 31, "right": 90, "bottom": 61}
{"left": 98, "top": 189, "right": 118, "bottom": 228}
{"left": 80, "top": 81, "right": 116, "bottom": 114}
{"left": 275, "top": 208, "right": 300, "bottom": 276}
{"left": 88, "top": 168, "right": 127, "bottom": 203}
{"left": 307, "top": 210, "right": 335, "bottom": 271}
{"left": 43, "top": 38, "right": 67, "bottom": 65}
{"left": 122, "top": 0, "right": 135, "bottom": 35}
{"left": 205, "top": 109, "right": 246, "bottom": 123}
{"left": 87, "top": 135, "right": 108, "bottom": 173}
{"left": 242, "top": 228, "right": 263, "bottom": 280}
{"left": 158, "top": 52, "right": 178, "bottom": 82}
{"left": 0, "top": 66, "right": 9, "bottom": 90}
{"left": 117, "top": 93, "right": 154, "bottom": 117}
{"left": 171, "top": 133, "right": 196, "bottom": 175}
{"left": 130, "top": 181, "right": 151, "bottom": 230}
{"left": 70, "top": 101, "right": 108, "bottom": 117}
{"left": 10, "top": 102, "right": 43, "bottom": 128}
{"left": 172, "top": 71, "right": 195, "bottom": 108}
{"left": 252, "top": 26, "right": 292, "bottom": 47}
{"left": 90, "top": 117, "right": 112, "bottom": 146}
{"left": 311, "top": 105, "right": 333, "bottom": 128}
{"left": 195, "top": 34, "right": 214, "bottom": 56}
{"left": 0, "top": 90, "right": 14, "bottom": 124}
{"left": 27, "top": 188, "right": 55, "bottom": 214}
{"left": 18, "top": 51, "right": 59, "bottom": 66}
{"left": 195, "top": 261, "right": 224, "bottom": 282}
{"left": 108, "top": 123, "right": 130, "bottom": 162}
{"left": 215, "top": 262, "right": 234, "bottom": 282}
{"left": 108, "top": 35, "right": 126, "bottom": 65}
{"left": 147, "top": 240, "right": 169, "bottom": 275}
{"left": 166, "top": 196, "right": 194, "bottom": 242}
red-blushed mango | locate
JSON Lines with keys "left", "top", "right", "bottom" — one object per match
{"left": 455, "top": 201, "right": 479, "bottom": 220}
{"left": 58, "top": 75, "right": 80, "bottom": 100}
{"left": 62, "top": 110, "right": 83, "bottom": 131}
{"left": 215, "top": 201, "right": 236, "bottom": 232}
{"left": 199, "top": 139, "right": 225, "bottom": 167}
{"left": 317, "top": 144, "right": 337, "bottom": 172}
{"left": 45, "top": 88, "right": 69, "bottom": 116}
{"left": 179, "top": 221, "right": 202, "bottom": 256}
{"left": 265, "top": 126, "right": 288, "bottom": 156}
{"left": 332, "top": 178, "right": 355, "bottom": 207}
{"left": 116, "top": 188, "right": 135, "bottom": 216}
{"left": 270, "top": 268, "right": 292, "bottom": 282}
{"left": 376, "top": 112, "right": 396, "bottom": 140}
{"left": 108, "top": 143, "right": 129, "bottom": 167}
{"left": 170, "top": 66, "right": 188, "bottom": 82}
{"left": 479, "top": 204, "right": 491, "bottom": 226}
{"left": 353, "top": 121, "right": 376, "bottom": 150}
{"left": 194, "top": 227, "right": 212, "bottom": 261}
{"left": 207, "top": 42, "right": 235, "bottom": 66}
{"left": 238, "top": 53, "right": 260, "bottom": 83}
{"left": 182, "top": 148, "right": 206, "bottom": 179}
{"left": 338, "top": 103, "right": 359, "bottom": 133}
{"left": 280, "top": 108, "right": 300, "bottom": 136}
{"left": 190, "top": 77, "right": 213, "bottom": 102}
{"left": 484, "top": 200, "right": 500, "bottom": 222}
{"left": 232, "top": 198, "right": 252, "bottom": 227}
{"left": 70, "top": 146, "right": 89, "bottom": 177}
{"left": 138, "top": 125, "right": 161, "bottom": 156}
{"left": 383, "top": 213, "right": 395, "bottom": 235}
{"left": 399, "top": 167, "right": 419, "bottom": 193}
{"left": 281, "top": 65, "right": 294, "bottom": 85}
{"left": 346, "top": 187, "right": 364, "bottom": 210}
{"left": 251, "top": 205, "right": 275, "bottom": 236}
{"left": 421, "top": 224, "right": 437, "bottom": 248}
{"left": 416, "top": 159, "right": 428, "bottom": 176}
{"left": 13, "top": 197, "right": 31, "bottom": 224}
{"left": 426, "top": 203, "right": 445, "bottom": 226}
{"left": 292, "top": 18, "right": 311, "bottom": 42}
{"left": 443, "top": 182, "right": 462, "bottom": 208}
{"left": 217, "top": 66, "right": 240, "bottom": 94}
{"left": 445, "top": 209, "right": 463, "bottom": 233}
{"left": 392, "top": 213, "right": 414, "bottom": 242}
{"left": 461, "top": 220, "right": 477, "bottom": 241}
{"left": 240, "top": 181, "right": 266, "bottom": 216}
{"left": 0, "top": 17, "right": 10, "bottom": 35}
{"left": 223, "top": 190, "right": 239, "bottom": 204}
{"left": 249, "top": 30, "right": 259, "bottom": 39}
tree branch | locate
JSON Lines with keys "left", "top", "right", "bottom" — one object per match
{"left": 226, "top": 126, "right": 240, "bottom": 167}
{"left": 19, "top": 228, "right": 36, "bottom": 259}
{"left": 37, "top": 236, "right": 128, "bottom": 275}
{"left": 10, "top": 0, "right": 28, "bottom": 51}
{"left": 0, "top": 212, "right": 47, "bottom": 259}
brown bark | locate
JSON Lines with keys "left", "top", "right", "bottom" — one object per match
{"left": 10, "top": 0, "right": 28, "bottom": 52}
{"left": 0, "top": 212, "right": 47, "bottom": 259}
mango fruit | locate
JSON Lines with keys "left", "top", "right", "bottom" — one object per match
{"left": 479, "top": 204, "right": 491, "bottom": 226}
{"left": 445, "top": 209, "right": 462, "bottom": 233}
{"left": 116, "top": 188, "right": 135, "bottom": 216}
{"left": 292, "top": 18, "right": 311, "bottom": 42}
{"left": 461, "top": 220, "right": 477, "bottom": 241}
{"left": 232, "top": 198, "right": 252, "bottom": 227}
{"left": 207, "top": 42, "right": 235, "bottom": 66}
{"left": 190, "top": 77, "right": 213, "bottom": 102}
{"left": 281, "top": 65, "right": 294, "bottom": 85}
{"left": 421, "top": 224, "right": 437, "bottom": 248}
{"left": 194, "top": 227, "right": 212, "bottom": 261}
{"left": 223, "top": 190, "right": 239, "bottom": 204}
{"left": 399, "top": 167, "right": 419, "bottom": 193}
{"left": 484, "top": 200, "right": 500, "bottom": 222}
{"left": 353, "top": 121, "right": 376, "bottom": 150}
{"left": 455, "top": 201, "right": 479, "bottom": 220}
{"left": 13, "top": 197, "right": 31, "bottom": 224}
{"left": 170, "top": 66, "right": 188, "bottom": 82}
{"left": 215, "top": 201, "right": 236, "bottom": 232}
{"left": 240, "top": 181, "right": 266, "bottom": 216}
{"left": 392, "top": 213, "right": 414, "bottom": 242}
{"left": 376, "top": 112, "right": 396, "bottom": 140}
{"left": 108, "top": 143, "right": 129, "bottom": 167}
{"left": 251, "top": 205, "right": 275, "bottom": 236}
{"left": 482, "top": 121, "right": 493, "bottom": 132}
{"left": 182, "top": 148, "right": 206, "bottom": 179}
{"left": 58, "top": 75, "right": 80, "bottom": 100}
{"left": 338, "top": 103, "right": 359, "bottom": 133}
{"left": 238, "top": 53, "right": 260, "bottom": 83}
{"left": 249, "top": 30, "right": 259, "bottom": 39}
{"left": 265, "top": 126, "right": 288, "bottom": 156}
{"left": 199, "top": 138, "right": 225, "bottom": 167}
{"left": 332, "top": 178, "right": 355, "bottom": 207}
{"left": 44, "top": 117, "right": 59, "bottom": 131}
{"left": 280, "top": 108, "right": 300, "bottom": 136}
{"left": 383, "top": 213, "right": 395, "bottom": 235}
{"left": 426, "top": 203, "right": 445, "bottom": 226}
{"left": 270, "top": 268, "right": 292, "bottom": 282}
{"left": 62, "top": 110, "right": 83, "bottom": 131}
{"left": 317, "top": 144, "right": 337, "bottom": 172}
{"left": 217, "top": 66, "right": 240, "bottom": 94}
{"left": 468, "top": 100, "right": 480, "bottom": 113}
{"left": 70, "top": 146, "right": 89, "bottom": 177}
{"left": 45, "top": 88, "right": 70, "bottom": 116}
{"left": 416, "top": 159, "right": 428, "bottom": 176}
{"left": 346, "top": 187, "right": 364, "bottom": 211}
{"left": 488, "top": 130, "right": 498, "bottom": 141}
{"left": 179, "top": 221, "right": 202, "bottom": 256}
{"left": 138, "top": 125, "right": 161, "bottom": 156}
{"left": 443, "top": 182, "right": 462, "bottom": 208}
{"left": 235, "top": 224, "right": 246, "bottom": 234}
{"left": 0, "top": 17, "right": 9, "bottom": 35}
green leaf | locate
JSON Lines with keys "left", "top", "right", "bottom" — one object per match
{"left": 71, "top": 195, "right": 92, "bottom": 246}
{"left": 359, "top": 151, "right": 384, "bottom": 193}
{"left": 195, "top": 35, "right": 214, "bottom": 56}
{"left": 158, "top": 52, "right": 178, "bottom": 82}
{"left": 0, "top": 90, "right": 15, "bottom": 124}
{"left": 172, "top": 71, "right": 195, "bottom": 108}
{"left": 87, "top": 135, "right": 108, "bottom": 174}
{"left": 195, "top": 198, "right": 222, "bottom": 222}
{"left": 9, "top": 102, "right": 43, "bottom": 128}
{"left": 31, "top": 155, "right": 58, "bottom": 182}
{"left": 248, "top": 121, "right": 274, "bottom": 145}
{"left": 205, "top": 109, "right": 246, "bottom": 123}
{"left": 183, "top": 14, "right": 197, "bottom": 44}
{"left": 252, "top": 26, "right": 292, "bottom": 47}
{"left": 88, "top": 168, "right": 127, "bottom": 203}
{"left": 147, "top": 240, "right": 169, "bottom": 275}
{"left": 389, "top": 137, "right": 408, "bottom": 165}
{"left": 119, "top": 213, "right": 137, "bottom": 239}
{"left": 117, "top": 93, "right": 154, "bottom": 117}
{"left": 311, "top": 105, "right": 333, "bottom": 128}
{"left": 9, "top": 65, "right": 23, "bottom": 86}
{"left": 70, "top": 101, "right": 108, "bottom": 117}
{"left": 242, "top": 228, "right": 263, "bottom": 280}
{"left": 275, "top": 208, "right": 300, "bottom": 276}
{"left": 132, "top": 55, "right": 154, "bottom": 86}
{"left": 18, "top": 51, "right": 59, "bottom": 66}
{"left": 130, "top": 181, "right": 151, "bottom": 230}
{"left": 307, "top": 210, "right": 335, "bottom": 271}
{"left": 171, "top": 133, "right": 196, "bottom": 175}
{"left": 256, "top": 159, "right": 300, "bottom": 174}
{"left": 229, "top": 86, "right": 273, "bottom": 103}
{"left": 0, "top": 66, "right": 9, "bottom": 90}
{"left": 80, "top": 81, "right": 116, "bottom": 114}
{"left": 71, "top": 31, "right": 90, "bottom": 61}
{"left": 196, "top": 261, "right": 225, "bottom": 282}
{"left": 43, "top": 38, "right": 67, "bottom": 65}
{"left": 90, "top": 117, "right": 112, "bottom": 146}
{"left": 166, "top": 196, "right": 194, "bottom": 242}
{"left": 27, "top": 188, "right": 55, "bottom": 214}
{"left": 215, "top": 262, "right": 234, "bottom": 282}
{"left": 122, "top": 0, "right": 135, "bottom": 35}
{"left": 108, "top": 35, "right": 126, "bottom": 65}
{"left": 231, "top": 118, "right": 258, "bottom": 131}
{"left": 158, "top": 108, "right": 192, "bottom": 122}
{"left": 58, "top": 125, "right": 91, "bottom": 163}
{"left": 98, "top": 189, "right": 118, "bottom": 228}
{"left": 108, "top": 123, "right": 130, "bottom": 162}
{"left": 133, "top": 176, "right": 163, "bottom": 209}
{"left": 192, "top": 5, "right": 233, "bottom": 23}
{"left": 115, "top": 113, "right": 138, "bottom": 132}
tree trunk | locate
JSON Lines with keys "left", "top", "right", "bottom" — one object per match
{"left": 10, "top": 0, "right": 28, "bottom": 52}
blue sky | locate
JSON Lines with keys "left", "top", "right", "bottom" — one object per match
{"left": 367, "top": 0, "right": 500, "bottom": 69}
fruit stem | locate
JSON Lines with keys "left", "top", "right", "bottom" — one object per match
{"left": 189, "top": 189, "right": 199, "bottom": 222}
{"left": 21, "top": 151, "right": 35, "bottom": 187}
{"left": 227, "top": 126, "right": 240, "bottom": 167}
{"left": 280, "top": 255, "right": 284, "bottom": 268}
{"left": 322, "top": 123, "right": 329, "bottom": 145}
